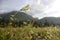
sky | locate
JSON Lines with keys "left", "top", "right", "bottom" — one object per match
{"left": 0, "top": 0, "right": 60, "bottom": 19}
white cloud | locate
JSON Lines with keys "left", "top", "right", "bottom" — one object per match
{"left": 26, "top": 0, "right": 55, "bottom": 19}
{"left": 44, "top": 0, "right": 60, "bottom": 17}
{"left": 1, "top": 0, "right": 60, "bottom": 19}
{"left": 26, "top": 0, "right": 60, "bottom": 19}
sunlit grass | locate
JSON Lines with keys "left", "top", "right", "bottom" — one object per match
{"left": 0, "top": 25, "right": 60, "bottom": 40}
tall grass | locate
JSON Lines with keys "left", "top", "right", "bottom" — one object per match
{"left": 0, "top": 25, "right": 60, "bottom": 40}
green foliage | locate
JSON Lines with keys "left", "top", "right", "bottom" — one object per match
{"left": 0, "top": 25, "right": 60, "bottom": 40}
{"left": 20, "top": 4, "right": 30, "bottom": 12}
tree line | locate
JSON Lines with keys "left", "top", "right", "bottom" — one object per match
{"left": 0, "top": 18, "right": 56, "bottom": 28}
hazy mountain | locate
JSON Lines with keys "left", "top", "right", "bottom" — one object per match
{"left": 38, "top": 17, "right": 60, "bottom": 25}
{"left": 0, "top": 11, "right": 34, "bottom": 21}
{"left": 1, "top": 11, "right": 60, "bottom": 25}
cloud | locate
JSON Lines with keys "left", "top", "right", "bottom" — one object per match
{"left": 1, "top": 0, "right": 60, "bottom": 19}
{"left": 43, "top": 0, "right": 60, "bottom": 17}
{"left": 26, "top": 0, "right": 58, "bottom": 19}
{"left": 41, "top": 0, "right": 55, "bottom": 5}
{"left": 0, "top": 0, "right": 33, "bottom": 13}
{"left": 26, "top": 0, "right": 52, "bottom": 18}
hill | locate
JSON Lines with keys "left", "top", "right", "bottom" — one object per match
{"left": 0, "top": 11, "right": 34, "bottom": 21}
{"left": 38, "top": 17, "right": 60, "bottom": 25}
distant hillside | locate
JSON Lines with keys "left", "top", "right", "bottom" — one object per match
{"left": 1, "top": 11, "right": 60, "bottom": 25}
{"left": 38, "top": 17, "right": 60, "bottom": 25}
{"left": 0, "top": 11, "right": 34, "bottom": 21}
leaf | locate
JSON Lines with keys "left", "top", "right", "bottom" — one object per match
{"left": 20, "top": 4, "right": 30, "bottom": 11}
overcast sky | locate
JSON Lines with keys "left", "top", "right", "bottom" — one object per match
{"left": 0, "top": 0, "right": 60, "bottom": 19}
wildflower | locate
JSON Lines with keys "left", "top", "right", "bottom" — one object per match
{"left": 36, "top": 36, "right": 40, "bottom": 40}
{"left": 36, "top": 33, "right": 40, "bottom": 40}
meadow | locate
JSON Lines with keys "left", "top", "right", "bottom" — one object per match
{"left": 0, "top": 24, "right": 60, "bottom": 40}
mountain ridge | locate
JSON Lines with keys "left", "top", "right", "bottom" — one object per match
{"left": 38, "top": 17, "right": 60, "bottom": 25}
{"left": 0, "top": 11, "right": 34, "bottom": 21}
{"left": 0, "top": 11, "right": 60, "bottom": 26}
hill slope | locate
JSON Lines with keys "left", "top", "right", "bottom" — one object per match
{"left": 38, "top": 17, "right": 60, "bottom": 25}
{"left": 0, "top": 11, "right": 34, "bottom": 21}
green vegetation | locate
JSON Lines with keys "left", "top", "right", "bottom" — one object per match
{"left": 0, "top": 24, "right": 60, "bottom": 40}
{"left": 20, "top": 4, "right": 30, "bottom": 12}
{"left": 0, "top": 5, "right": 60, "bottom": 40}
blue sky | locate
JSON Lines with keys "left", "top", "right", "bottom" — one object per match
{"left": 0, "top": 0, "right": 60, "bottom": 19}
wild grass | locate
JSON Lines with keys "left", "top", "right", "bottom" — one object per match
{"left": 0, "top": 25, "right": 60, "bottom": 40}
